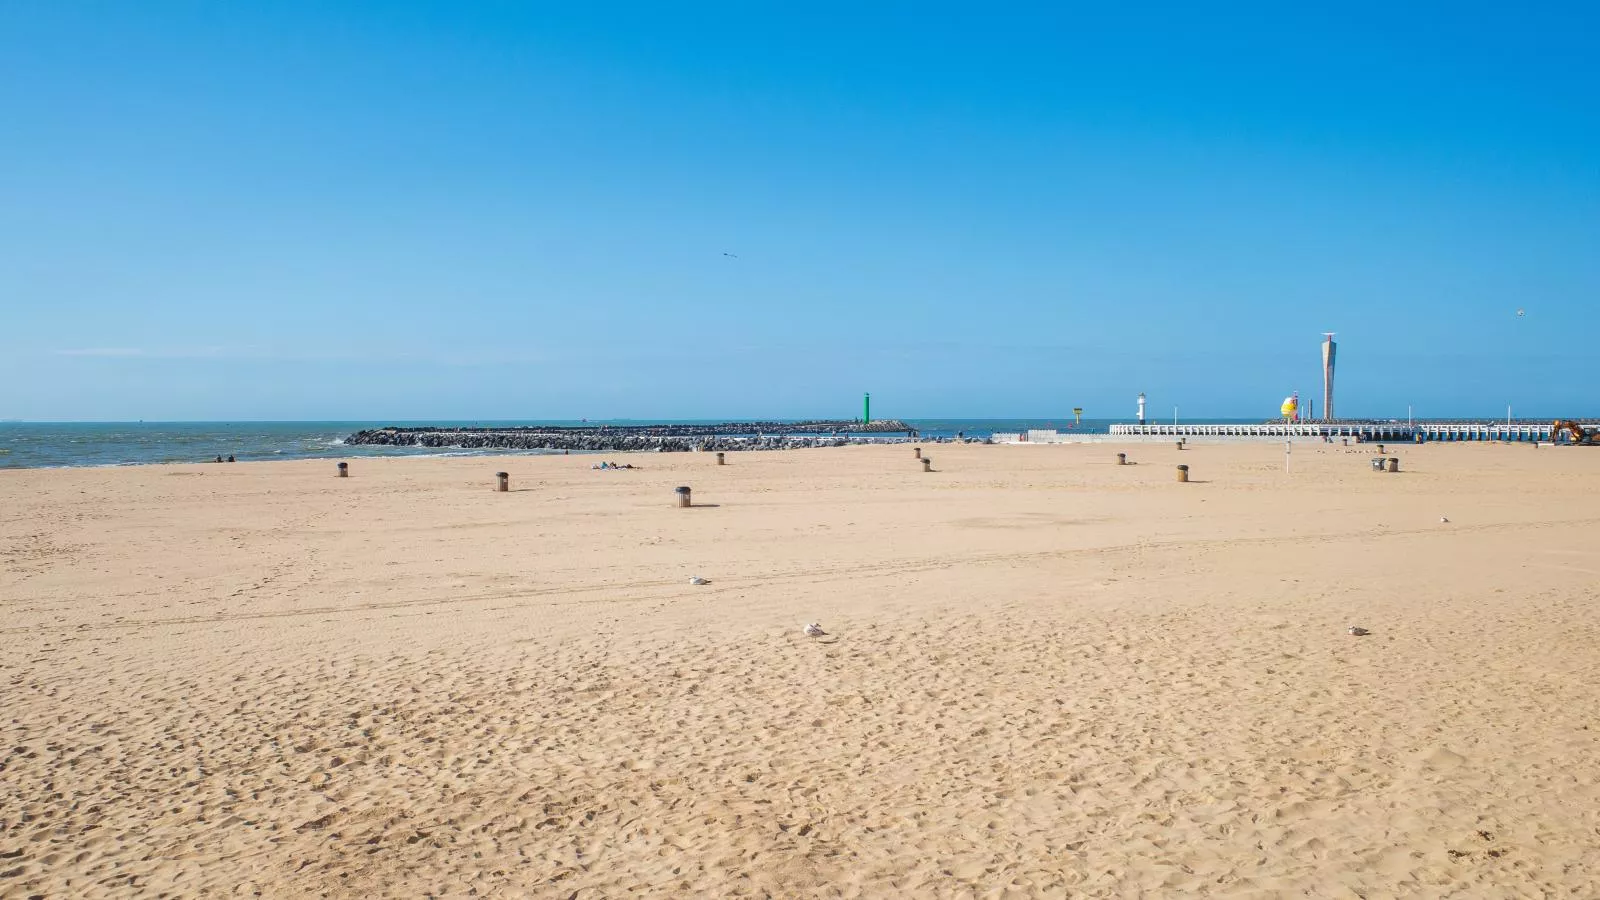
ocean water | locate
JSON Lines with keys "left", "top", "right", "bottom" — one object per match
{"left": 0, "top": 419, "right": 1190, "bottom": 469}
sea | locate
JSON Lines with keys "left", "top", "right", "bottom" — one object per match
{"left": 0, "top": 419, "right": 1205, "bottom": 469}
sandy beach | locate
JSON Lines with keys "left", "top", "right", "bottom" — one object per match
{"left": 2, "top": 441, "right": 1598, "bottom": 898}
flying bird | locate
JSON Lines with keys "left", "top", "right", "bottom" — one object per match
{"left": 722, "top": 252, "right": 739, "bottom": 258}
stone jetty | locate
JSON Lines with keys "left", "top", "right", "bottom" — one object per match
{"left": 343, "top": 420, "right": 965, "bottom": 454}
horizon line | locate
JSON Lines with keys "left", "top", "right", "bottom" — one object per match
{"left": 5, "top": 414, "right": 1596, "bottom": 425}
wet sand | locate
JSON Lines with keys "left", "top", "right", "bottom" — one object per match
{"left": 3, "top": 441, "right": 1598, "bottom": 897}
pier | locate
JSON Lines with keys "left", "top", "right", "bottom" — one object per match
{"left": 1106, "top": 421, "right": 1597, "bottom": 443}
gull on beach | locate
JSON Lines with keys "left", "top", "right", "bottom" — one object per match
{"left": 1348, "top": 626, "right": 1371, "bottom": 636}
{"left": 803, "top": 622, "right": 826, "bottom": 637}
{"left": 689, "top": 576, "right": 708, "bottom": 585}
{"left": 1440, "top": 516, "right": 1450, "bottom": 523}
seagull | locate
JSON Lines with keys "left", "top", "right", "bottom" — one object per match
{"left": 722, "top": 252, "right": 739, "bottom": 258}
{"left": 803, "top": 622, "right": 826, "bottom": 637}
{"left": 689, "top": 576, "right": 708, "bottom": 585}
{"left": 1439, "top": 516, "right": 1450, "bottom": 523}
{"left": 1348, "top": 626, "right": 1370, "bottom": 636}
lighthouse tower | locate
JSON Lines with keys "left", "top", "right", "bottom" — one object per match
{"left": 1137, "top": 392, "right": 1147, "bottom": 425}
{"left": 1321, "top": 333, "right": 1336, "bottom": 422}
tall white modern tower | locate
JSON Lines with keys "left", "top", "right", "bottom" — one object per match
{"left": 1137, "top": 392, "right": 1147, "bottom": 425}
{"left": 1321, "top": 333, "right": 1336, "bottom": 422}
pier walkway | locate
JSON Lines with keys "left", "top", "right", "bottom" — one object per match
{"left": 1106, "top": 422, "right": 1597, "bottom": 442}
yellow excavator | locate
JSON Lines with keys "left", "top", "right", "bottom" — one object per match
{"left": 1551, "top": 420, "right": 1597, "bottom": 445}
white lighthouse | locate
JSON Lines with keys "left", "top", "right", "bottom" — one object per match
{"left": 1137, "top": 392, "right": 1147, "bottom": 425}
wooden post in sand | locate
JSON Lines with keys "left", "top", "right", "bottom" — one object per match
{"left": 1387, "top": 457, "right": 1400, "bottom": 473}
{"left": 716, "top": 452, "right": 726, "bottom": 466}
{"left": 921, "top": 458, "right": 933, "bottom": 472}
{"left": 914, "top": 447, "right": 922, "bottom": 459}
{"left": 675, "top": 486, "right": 692, "bottom": 508}
{"left": 1377, "top": 444, "right": 1386, "bottom": 454}
{"left": 337, "top": 462, "right": 348, "bottom": 478}
{"left": 1176, "top": 464, "right": 1189, "bottom": 483}
{"left": 496, "top": 471, "right": 509, "bottom": 492}
{"left": 1116, "top": 453, "right": 1127, "bottom": 466}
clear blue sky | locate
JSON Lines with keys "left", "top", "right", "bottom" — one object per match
{"left": 2, "top": 2, "right": 1595, "bottom": 421}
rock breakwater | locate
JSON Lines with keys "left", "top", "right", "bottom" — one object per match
{"left": 344, "top": 421, "right": 981, "bottom": 453}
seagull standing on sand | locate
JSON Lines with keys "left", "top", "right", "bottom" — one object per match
{"left": 803, "top": 622, "right": 826, "bottom": 637}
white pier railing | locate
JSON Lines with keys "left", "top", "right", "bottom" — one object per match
{"left": 1104, "top": 422, "right": 1594, "bottom": 442}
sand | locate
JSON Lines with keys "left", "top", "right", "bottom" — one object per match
{"left": 2, "top": 440, "right": 1599, "bottom": 898}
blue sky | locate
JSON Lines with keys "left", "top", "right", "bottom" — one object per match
{"left": 2, "top": 2, "right": 1595, "bottom": 420}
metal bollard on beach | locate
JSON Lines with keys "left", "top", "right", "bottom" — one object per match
{"left": 716, "top": 452, "right": 726, "bottom": 466}
{"left": 1116, "top": 452, "right": 1127, "bottom": 466}
{"left": 337, "top": 462, "right": 348, "bottom": 478}
{"left": 1176, "top": 464, "right": 1189, "bottom": 483}
{"left": 496, "top": 471, "right": 509, "bottom": 492}
{"left": 675, "top": 486, "right": 692, "bottom": 508}
{"left": 914, "top": 447, "right": 922, "bottom": 459}
{"left": 1387, "top": 457, "right": 1400, "bottom": 473}
{"left": 922, "top": 458, "right": 933, "bottom": 472}
{"left": 1377, "top": 444, "right": 1385, "bottom": 454}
